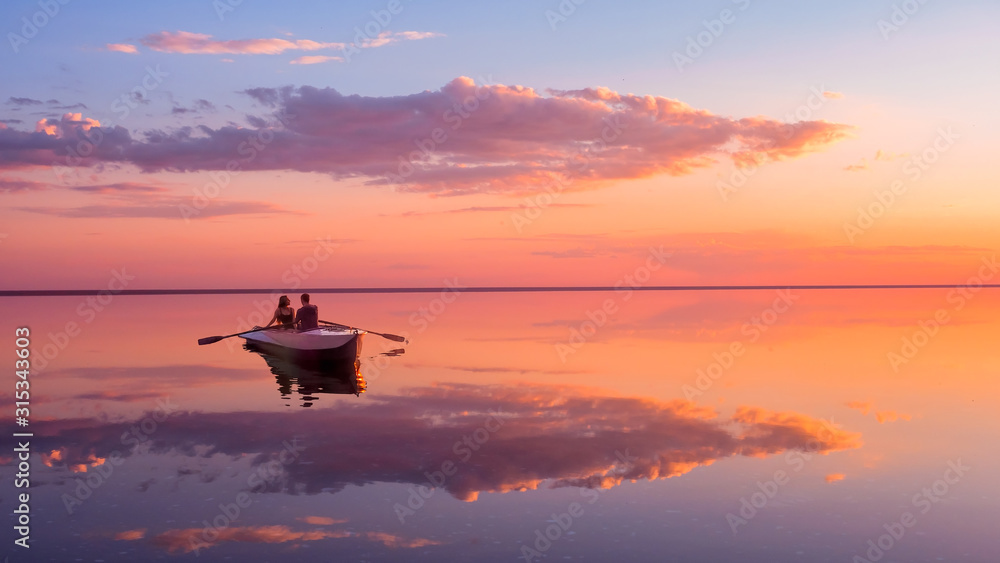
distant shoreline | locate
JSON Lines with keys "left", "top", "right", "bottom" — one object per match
{"left": 2, "top": 285, "right": 998, "bottom": 297}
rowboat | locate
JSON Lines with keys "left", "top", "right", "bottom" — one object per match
{"left": 241, "top": 326, "right": 365, "bottom": 365}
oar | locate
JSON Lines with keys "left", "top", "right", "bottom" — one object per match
{"left": 198, "top": 325, "right": 276, "bottom": 346}
{"left": 319, "top": 320, "right": 408, "bottom": 343}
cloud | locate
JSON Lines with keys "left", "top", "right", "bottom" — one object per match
{"left": 297, "top": 516, "right": 347, "bottom": 525}
{"left": 874, "top": 410, "right": 911, "bottom": 424}
{"left": 72, "top": 390, "right": 170, "bottom": 402}
{"left": 846, "top": 400, "right": 872, "bottom": 415}
{"left": 114, "top": 529, "right": 146, "bottom": 541}
{"left": 393, "top": 203, "right": 592, "bottom": 218}
{"left": 37, "top": 382, "right": 861, "bottom": 502}
{"left": 845, "top": 149, "right": 909, "bottom": 172}
{"left": 106, "top": 43, "right": 138, "bottom": 54}
{"left": 170, "top": 98, "right": 217, "bottom": 115}
{"left": 120, "top": 29, "right": 437, "bottom": 64}
{"left": 290, "top": 55, "right": 343, "bottom": 65}
{"left": 875, "top": 149, "right": 907, "bottom": 161}
{"left": 0, "top": 176, "right": 49, "bottom": 193}
{"left": 843, "top": 160, "right": 868, "bottom": 172}
{"left": 20, "top": 200, "right": 292, "bottom": 219}
{"left": 7, "top": 97, "right": 43, "bottom": 106}
{"left": 0, "top": 78, "right": 851, "bottom": 195}
{"left": 15, "top": 181, "right": 297, "bottom": 220}
{"left": 34, "top": 112, "right": 101, "bottom": 137}
{"left": 822, "top": 91, "right": 845, "bottom": 99}
{"left": 136, "top": 524, "right": 440, "bottom": 554}
{"left": 825, "top": 473, "right": 846, "bottom": 483}
{"left": 139, "top": 31, "right": 345, "bottom": 54}
{"left": 358, "top": 30, "right": 443, "bottom": 48}
{"left": 847, "top": 401, "right": 911, "bottom": 423}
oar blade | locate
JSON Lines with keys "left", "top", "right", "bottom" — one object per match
{"left": 380, "top": 333, "right": 407, "bottom": 343}
{"left": 198, "top": 336, "right": 225, "bottom": 345}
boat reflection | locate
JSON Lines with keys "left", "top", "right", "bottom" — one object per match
{"left": 244, "top": 342, "right": 367, "bottom": 406}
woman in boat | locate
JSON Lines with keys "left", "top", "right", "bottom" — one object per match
{"left": 264, "top": 295, "right": 295, "bottom": 329}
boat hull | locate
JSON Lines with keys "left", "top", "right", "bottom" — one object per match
{"left": 242, "top": 327, "right": 364, "bottom": 366}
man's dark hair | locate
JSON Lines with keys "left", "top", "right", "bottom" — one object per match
{"left": 301, "top": 293, "right": 310, "bottom": 303}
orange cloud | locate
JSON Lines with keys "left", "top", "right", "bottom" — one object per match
{"left": 106, "top": 43, "right": 138, "bottom": 54}
{"left": 825, "top": 473, "right": 846, "bottom": 483}
{"left": 822, "top": 91, "right": 845, "bottom": 99}
{"left": 34, "top": 113, "right": 100, "bottom": 137}
{"left": 136, "top": 30, "right": 440, "bottom": 56}
{"left": 70, "top": 453, "right": 106, "bottom": 472}
{"left": 290, "top": 55, "right": 343, "bottom": 65}
{"left": 296, "top": 516, "right": 347, "bottom": 525}
{"left": 845, "top": 149, "right": 909, "bottom": 172}
{"left": 360, "top": 30, "right": 443, "bottom": 48}
{"left": 846, "top": 401, "right": 872, "bottom": 415}
{"left": 114, "top": 529, "right": 146, "bottom": 541}
{"left": 875, "top": 149, "right": 908, "bottom": 161}
{"left": 875, "top": 410, "right": 912, "bottom": 424}
{"left": 135, "top": 525, "right": 440, "bottom": 554}
{"left": 848, "top": 401, "right": 911, "bottom": 423}
{"left": 41, "top": 449, "right": 63, "bottom": 467}
{"left": 140, "top": 31, "right": 344, "bottom": 54}
{"left": 843, "top": 159, "right": 869, "bottom": 172}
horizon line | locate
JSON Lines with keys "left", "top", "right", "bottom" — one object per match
{"left": 2, "top": 284, "right": 999, "bottom": 297}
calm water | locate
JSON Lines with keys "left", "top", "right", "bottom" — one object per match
{"left": 2, "top": 290, "right": 998, "bottom": 561}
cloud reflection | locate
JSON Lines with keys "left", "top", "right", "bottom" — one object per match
{"left": 37, "top": 383, "right": 860, "bottom": 502}
{"left": 129, "top": 524, "right": 439, "bottom": 554}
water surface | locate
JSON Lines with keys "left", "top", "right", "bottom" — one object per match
{"left": 2, "top": 289, "right": 998, "bottom": 561}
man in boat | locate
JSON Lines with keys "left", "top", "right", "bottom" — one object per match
{"left": 295, "top": 293, "right": 319, "bottom": 331}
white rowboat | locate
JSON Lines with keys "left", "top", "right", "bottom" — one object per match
{"left": 241, "top": 327, "right": 365, "bottom": 364}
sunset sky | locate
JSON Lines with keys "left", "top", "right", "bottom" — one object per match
{"left": 1, "top": 0, "right": 997, "bottom": 290}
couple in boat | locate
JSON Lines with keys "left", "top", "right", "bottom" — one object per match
{"left": 264, "top": 293, "right": 319, "bottom": 331}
